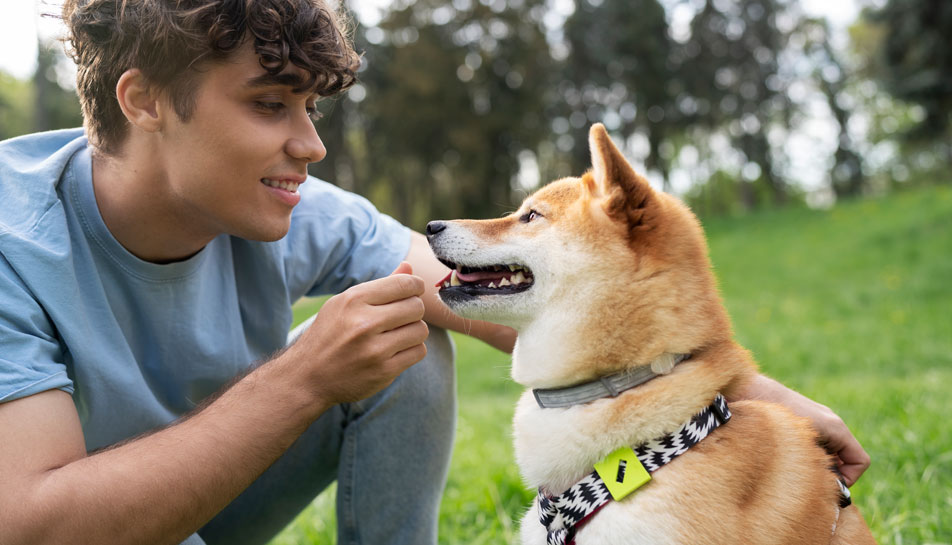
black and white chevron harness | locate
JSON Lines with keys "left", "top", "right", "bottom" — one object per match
{"left": 531, "top": 358, "right": 852, "bottom": 545}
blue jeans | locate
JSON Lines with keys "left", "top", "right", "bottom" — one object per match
{"left": 190, "top": 324, "right": 457, "bottom": 545}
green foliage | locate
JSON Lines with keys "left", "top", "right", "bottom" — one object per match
{"left": 865, "top": 0, "right": 952, "bottom": 145}
{"left": 273, "top": 185, "right": 952, "bottom": 544}
{"left": 561, "top": 0, "right": 674, "bottom": 178}
{"left": 33, "top": 40, "right": 83, "bottom": 132}
{"left": 0, "top": 72, "right": 34, "bottom": 140}
{"left": 4, "top": 3, "right": 948, "bottom": 220}
{"left": 0, "top": 40, "right": 82, "bottom": 140}
{"left": 331, "top": 0, "right": 556, "bottom": 229}
{"left": 847, "top": 12, "right": 952, "bottom": 193}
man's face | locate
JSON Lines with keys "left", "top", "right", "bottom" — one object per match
{"left": 155, "top": 40, "right": 326, "bottom": 242}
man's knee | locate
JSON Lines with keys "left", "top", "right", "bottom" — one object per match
{"left": 397, "top": 326, "right": 456, "bottom": 418}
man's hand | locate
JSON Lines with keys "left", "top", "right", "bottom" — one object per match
{"left": 287, "top": 261, "right": 429, "bottom": 406}
{"left": 732, "top": 374, "right": 871, "bottom": 486}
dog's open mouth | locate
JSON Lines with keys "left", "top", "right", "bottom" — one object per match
{"left": 435, "top": 260, "right": 534, "bottom": 295}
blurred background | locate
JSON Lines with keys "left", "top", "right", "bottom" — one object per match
{"left": 3, "top": 1, "right": 950, "bottom": 544}
{"left": 2, "top": 0, "right": 950, "bottom": 228}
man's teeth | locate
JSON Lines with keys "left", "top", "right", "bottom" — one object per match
{"left": 262, "top": 178, "right": 300, "bottom": 193}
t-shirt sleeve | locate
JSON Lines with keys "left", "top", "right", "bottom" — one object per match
{"left": 0, "top": 252, "right": 73, "bottom": 403}
{"left": 282, "top": 180, "right": 413, "bottom": 298}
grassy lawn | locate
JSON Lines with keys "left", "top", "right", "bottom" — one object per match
{"left": 271, "top": 184, "right": 952, "bottom": 544}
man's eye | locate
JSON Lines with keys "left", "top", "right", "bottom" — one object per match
{"left": 519, "top": 210, "right": 541, "bottom": 223}
{"left": 255, "top": 101, "right": 284, "bottom": 112}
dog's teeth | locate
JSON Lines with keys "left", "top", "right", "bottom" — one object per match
{"left": 499, "top": 277, "right": 511, "bottom": 286}
{"left": 443, "top": 281, "right": 450, "bottom": 288}
{"left": 488, "top": 282, "right": 496, "bottom": 288}
{"left": 450, "top": 270, "right": 462, "bottom": 287}
{"left": 512, "top": 271, "right": 525, "bottom": 285}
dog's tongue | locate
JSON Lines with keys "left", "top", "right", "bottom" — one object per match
{"left": 456, "top": 270, "right": 505, "bottom": 282}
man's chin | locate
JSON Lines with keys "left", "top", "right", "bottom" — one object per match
{"left": 236, "top": 219, "right": 292, "bottom": 242}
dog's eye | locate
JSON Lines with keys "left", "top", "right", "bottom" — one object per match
{"left": 520, "top": 210, "right": 541, "bottom": 223}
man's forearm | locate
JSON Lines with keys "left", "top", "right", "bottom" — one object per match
{"left": 6, "top": 353, "right": 328, "bottom": 545}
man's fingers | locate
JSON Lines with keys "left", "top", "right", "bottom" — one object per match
{"left": 360, "top": 273, "right": 425, "bottom": 305}
{"left": 836, "top": 440, "right": 871, "bottom": 486}
{"left": 388, "top": 342, "right": 428, "bottom": 372}
{"left": 377, "top": 320, "right": 429, "bottom": 360}
{"left": 371, "top": 296, "right": 426, "bottom": 332}
{"left": 391, "top": 261, "right": 413, "bottom": 276}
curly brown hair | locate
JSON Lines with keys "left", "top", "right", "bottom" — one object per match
{"left": 62, "top": 0, "right": 360, "bottom": 155}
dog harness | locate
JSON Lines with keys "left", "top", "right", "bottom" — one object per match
{"left": 536, "top": 395, "right": 855, "bottom": 545}
{"left": 538, "top": 395, "right": 732, "bottom": 545}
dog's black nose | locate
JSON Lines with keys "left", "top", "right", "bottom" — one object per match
{"left": 425, "top": 221, "right": 447, "bottom": 237}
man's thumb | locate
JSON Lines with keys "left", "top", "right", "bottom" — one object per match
{"left": 391, "top": 261, "right": 413, "bottom": 275}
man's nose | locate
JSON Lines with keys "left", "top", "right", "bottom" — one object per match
{"left": 425, "top": 221, "right": 447, "bottom": 238}
{"left": 286, "top": 116, "right": 327, "bottom": 164}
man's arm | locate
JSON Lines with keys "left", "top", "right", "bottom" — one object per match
{"left": 0, "top": 266, "right": 428, "bottom": 545}
{"left": 404, "top": 231, "right": 517, "bottom": 353}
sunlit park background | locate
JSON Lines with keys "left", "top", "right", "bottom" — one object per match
{"left": 3, "top": 0, "right": 950, "bottom": 543}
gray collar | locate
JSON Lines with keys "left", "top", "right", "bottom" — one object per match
{"left": 531, "top": 354, "right": 691, "bottom": 409}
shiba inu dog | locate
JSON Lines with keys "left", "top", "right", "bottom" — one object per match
{"left": 426, "top": 124, "right": 875, "bottom": 544}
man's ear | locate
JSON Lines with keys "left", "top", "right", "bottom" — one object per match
{"left": 115, "top": 69, "right": 163, "bottom": 133}
{"left": 588, "top": 123, "right": 657, "bottom": 233}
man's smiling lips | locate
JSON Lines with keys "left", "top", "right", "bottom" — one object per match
{"left": 261, "top": 175, "right": 307, "bottom": 206}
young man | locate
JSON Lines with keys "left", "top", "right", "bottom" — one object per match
{"left": 0, "top": 1, "right": 868, "bottom": 544}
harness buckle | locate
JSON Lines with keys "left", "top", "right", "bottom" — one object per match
{"left": 711, "top": 396, "right": 731, "bottom": 424}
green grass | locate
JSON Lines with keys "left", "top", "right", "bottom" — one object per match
{"left": 271, "top": 184, "right": 952, "bottom": 545}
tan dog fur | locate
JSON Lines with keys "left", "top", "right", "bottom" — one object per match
{"left": 428, "top": 124, "right": 874, "bottom": 544}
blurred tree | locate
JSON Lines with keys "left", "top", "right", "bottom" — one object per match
{"left": 799, "top": 17, "right": 866, "bottom": 199}
{"left": 0, "top": 72, "right": 34, "bottom": 140}
{"left": 1, "top": 40, "right": 81, "bottom": 140}
{"left": 865, "top": 0, "right": 952, "bottom": 165}
{"left": 348, "top": 0, "right": 555, "bottom": 228}
{"left": 561, "top": 0, "right": 677, "bottom": 189}
{"left": 33, "top": 39, "right": 83, "bottom": 132}
{"left": 849, "top": 9, "right": 947, "bottom": 191}
{"left": 678, "top": 0, "right": 794, "bottom": 208}
{"left": 307, "top": 4, "right": 363, "bottom": 195}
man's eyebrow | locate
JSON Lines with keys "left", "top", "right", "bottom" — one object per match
{"left": 244, "top": 72, "right": 311, "bottom": 91}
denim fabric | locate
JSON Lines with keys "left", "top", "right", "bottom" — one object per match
{"left": 196, "top": 325, "right": 457, "bottom": 545}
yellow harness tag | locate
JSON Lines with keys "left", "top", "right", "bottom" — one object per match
{"left": 593, "top": 446, "right": 651, "bottom": 501}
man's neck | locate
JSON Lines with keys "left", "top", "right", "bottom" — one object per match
{"left": 90, "top": 142, "right": 217, "bottom": 264}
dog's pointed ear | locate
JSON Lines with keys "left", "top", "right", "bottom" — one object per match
{"left": 588, "top": 124, "right": 657, "bottom": 233}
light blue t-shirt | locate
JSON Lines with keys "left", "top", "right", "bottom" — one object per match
{"left": 0, "top": 129, "right": 411, "bottom": 451}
